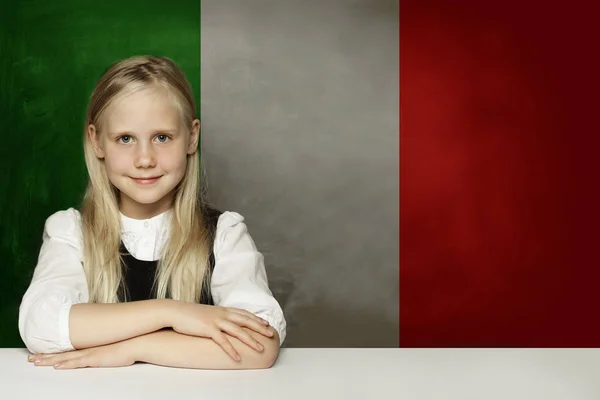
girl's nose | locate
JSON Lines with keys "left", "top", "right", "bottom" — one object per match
{"left": 134, "top": 144, "right": 156, "bottom": 168}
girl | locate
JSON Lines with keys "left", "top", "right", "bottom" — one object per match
{"left": 18, "top": 55, "right": 286, "bottom": 370}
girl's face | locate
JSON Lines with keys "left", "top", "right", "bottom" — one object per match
{"left": 89, "top": 87, "right": 199, "bottom": 219}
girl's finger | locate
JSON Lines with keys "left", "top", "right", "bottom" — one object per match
{"left": 211, "top": 331, "right": 240, "bottom": 362}
{"left": 227, "top": 313, "right": 274, "bottom": 338}
{"left": 34, "top": 354, "right": 68, "bottom": 366}
{"left": 33, "top": 353, "right": 52, "bottom": 361}
{"left": 217, "top": 320, "right": 265, "bottom": 352}
{"left": 225, "top": 308, "right": 269, "bottom": 325}
{"left": 34, "top": 351, "right": 83, "bottom": 366}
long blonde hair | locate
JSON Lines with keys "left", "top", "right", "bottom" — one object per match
{"left": 81, "top": 55, "right": 213, "bottom": 304}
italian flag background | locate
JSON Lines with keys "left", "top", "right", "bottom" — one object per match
{"left": 2, "top": 0, "right": 600, "bottom": 348}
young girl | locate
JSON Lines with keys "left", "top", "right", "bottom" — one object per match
{"left": 18, "top": 55, "right": 286, "bottom": 370}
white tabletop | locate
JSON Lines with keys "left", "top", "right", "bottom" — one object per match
{"left": 1, "top": 348, "right": 599, "bottom": 399}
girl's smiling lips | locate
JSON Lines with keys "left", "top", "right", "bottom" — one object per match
{"left": 131, "top": 176, "right": 162, "bottom": 184}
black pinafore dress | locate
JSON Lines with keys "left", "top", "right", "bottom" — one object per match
{"left": 116, "top": 207, "right": 221, "bottom": 304}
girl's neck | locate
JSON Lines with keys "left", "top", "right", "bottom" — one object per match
{"left": 119, "top": 200, "right": 173, "bottom": 220}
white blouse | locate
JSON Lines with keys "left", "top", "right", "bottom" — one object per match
{"left": 18, "top": 208, "right": 286, "bottom": 354}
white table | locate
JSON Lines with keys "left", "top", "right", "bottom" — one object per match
{"left": 1, "top": 348, "right": 599, "bottom": 399}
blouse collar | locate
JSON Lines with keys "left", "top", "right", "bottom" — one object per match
{"left": 119, "top": 208, "right": 172, "bottom": 234}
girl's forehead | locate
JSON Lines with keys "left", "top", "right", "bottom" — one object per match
{"left": 103, "top": 88, "right": 183, "bottom": 130}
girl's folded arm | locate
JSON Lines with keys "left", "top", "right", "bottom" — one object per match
{"left": 128, "top": 327, "right": 280, "bottom": 370}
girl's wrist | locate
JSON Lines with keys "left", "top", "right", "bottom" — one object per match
{"left": 156, "top": 298, "right": 178, "bottom": 328}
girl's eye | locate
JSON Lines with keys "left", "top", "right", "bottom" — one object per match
{"left": 156, "top": 134, "right": 170, "bottom": 143}
{"left": 119, "top": 135, "right": 132, "bottom": 144}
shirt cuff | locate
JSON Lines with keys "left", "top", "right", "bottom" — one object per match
{"left": 58, "top": 302, "right": 75, "bottom": 351}
{"left": 258, "top": 312, "right": 287, "bottom": 346}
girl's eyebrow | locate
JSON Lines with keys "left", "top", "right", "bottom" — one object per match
{"left": 108, "top": 129, "right": 179, "bottom": 137}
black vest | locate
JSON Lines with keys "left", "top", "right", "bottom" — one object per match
{"left": 117, "top": 207, "right": 221, "bottom": 304}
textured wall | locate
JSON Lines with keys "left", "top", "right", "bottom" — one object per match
{"left": 201, "top": 0, "right": 399, "bottom": 347}
{"left": 0, "top": 0, "right": 200, "bottom": 346}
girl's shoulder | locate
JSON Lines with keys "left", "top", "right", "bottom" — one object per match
{"left": 215, "top": 210, "right": 245, "bottom": 226}
{"left": 212, "top": 210, "right": 254, "bottom": 239}
{"left": 43, "top": 207, "right": 83, "bottom": 247}
{"left": 212, "top": 210, "right": 259, "bottom": 254}
{"left": 45, "top": 207, "right": 81, "bottom": 226}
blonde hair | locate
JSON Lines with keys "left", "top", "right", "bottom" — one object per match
{"left": 81, "top": 55, "right": 213, "bottom": 304}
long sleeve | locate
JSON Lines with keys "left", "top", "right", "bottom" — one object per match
{"left": 210, "top": 212, "right": 287, "bottom": 346}
{"left": 18, "top": 208, "right": 89, "bottom": 354}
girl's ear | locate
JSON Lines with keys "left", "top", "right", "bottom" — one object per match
{"left": 187, "top": 119, "right": 200, "bottom": 155}
{"left": 88, "top": 124, "right": 105, "bottom": 159}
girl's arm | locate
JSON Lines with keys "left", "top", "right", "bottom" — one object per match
{"left": 33, "top": 326, "right": 280, "bottom": 370}
{"left": 69, "top": 299, "right": 274, "bottom": 361}
{"left": 129, "top": 328, "right": 281, "bottom": 370}
{"left": 68, "top": 300, "right": 172, "bottom": 349}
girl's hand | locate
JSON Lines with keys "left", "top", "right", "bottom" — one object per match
{"left": 169, "top": 301, "right": 275, "bottom": 361}
{"left": 28, "top": 341, "right": 135, "bottom": 370}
